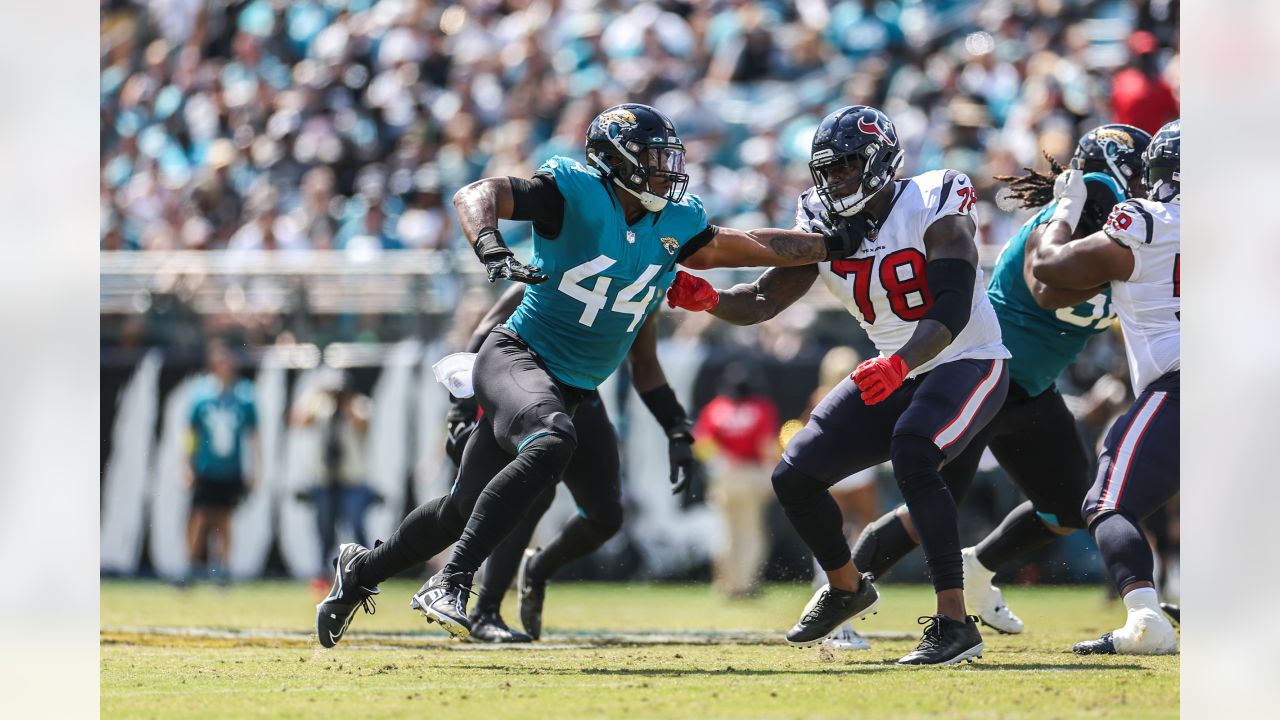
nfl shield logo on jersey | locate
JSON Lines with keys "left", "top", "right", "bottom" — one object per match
{"left": 661, "top": 236, "right": 680, "bottom": 255}
{"left": 626, "top": 230, "right": 636, "bottom": 244}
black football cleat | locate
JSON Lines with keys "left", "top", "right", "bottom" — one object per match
{"left": 410, "top": 570, "right": 474, "bottom": 639}
{"left": 897, "top": 615, "right": 984, "bottom": 665}
{"left": 1073, "top": 632, "right": 1117, "bottom": 656}
{"left": 1160, "top": 603, "right": 1180, "bottom": 625}
{"left": 517, "top": 548, "right": 547, "bottom": 640}
{"left": 786, "top": 574, "right": 880, "bottom": 647}
{"left": 315, "top": 542, "right": 380, "bottom": 648}
{"left": 468, "top": 611, "right": 533, "bottom": 644}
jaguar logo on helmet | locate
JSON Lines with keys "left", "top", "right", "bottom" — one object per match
{"left": 597, "top": 108, "right": 638, "bottom": 136}
{"left": 661, "top": 236, "right": 680, "bottom": 255}
{"left": 1094, "top": 127, "right": 1135, "bottom": 149}
{"left": 857, "top": 115, "right": 896, "bottom": 147}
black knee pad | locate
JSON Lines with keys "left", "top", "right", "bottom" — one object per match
{"left": 584, "top": 501, "right": 624, "bottom": 537}
{"left": 521, "top": 429, "right": 577, "bottom": 471}
{"left": 890, "top": 434, "right": 945, "bottom": 503}
{"left": 851, "top": 510, "right": 918, "bottom": 581}
{"left": 771, "top": 460, "right": 828, "bottom": 507}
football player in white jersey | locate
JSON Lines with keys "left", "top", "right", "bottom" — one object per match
{"left": 667, "top": 105, "right": 1011, "bottom": 665}
{"left": 1029, "top": 119, "right": 1180, "bottom": 655}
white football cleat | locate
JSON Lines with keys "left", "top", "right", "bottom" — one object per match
{"left": 823, "top": 622, "right": 871, "bottom": 651}
{"left": 962, "top": 547, "right": 1024, "bottom": 634}
{"left": 1112, "top": 607, "right": 1178, "bottom": 654}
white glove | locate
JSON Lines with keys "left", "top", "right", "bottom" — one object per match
{"left": 1048, "top": 169, "right": 1087, "bottom": 231}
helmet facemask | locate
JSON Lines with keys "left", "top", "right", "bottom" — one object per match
{"left": 809, "top": 143, "right": 901, "bottom": 217}
{"left": 590, "top": 137, "right": 689, "bottom": 212}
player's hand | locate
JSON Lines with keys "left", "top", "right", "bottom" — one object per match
{"left": 820, "top": 212, "right": 878, "bottom": 260}
{"left": 851, "top": 355, "right": 910, "bottom": 405}
{"left": 485, "top": 254, "right": 548, "bottom": 285}
{"left": 444, "top": 399, "right": 479, "bottom": 466}
{"left": 666, "top": 424, "right": 696, "bottom": 495}
{"left": 1049, "top": 169, "right": 1087, "bottom": 231}
{"left": 666, "top": 270, "right": 719, "bottom": 311}
{"left": 474, "top": 227, "right": 548, "bottom": 284}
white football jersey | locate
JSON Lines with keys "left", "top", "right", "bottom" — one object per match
{"left": 1102, "top": 198, "right": 1181, "bottom": 395}
{"left": 796, "top": 170, "right": 1009, "bottom": 377}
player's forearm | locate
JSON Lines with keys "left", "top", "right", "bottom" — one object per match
{"left": 1028, "top": 278, "right": 1106, "bottom": 309}
{"left": 740, "top": 228, "right": 829, "bottom": 266}
{"left": 706, "top": 265, "right": 817, "bottom": 325}
{"left": 628, "top": 318, "right": 670, "bottom": 394}
{"left": 629, "top": 355, "right": 669, "bottom": 394}
{"left": 452, "top": 178, "right": 513, "bottom": 248}
{"left": 685, "top": 227, "right": 829, "bottom": 269}
{"left": 1023, "top": 242, "right": 1104, "bottom": 308}
{"left": 894, "top": 319, "right": 954, "bottom": 371}
{"left": 1029, "top": 222, "right": 1110, "bottom": 290}
{"left": 708, "top": 282, "right": 780, "bottom": 325}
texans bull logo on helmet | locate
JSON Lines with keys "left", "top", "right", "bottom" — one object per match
{"left": 857, "top": 114, "right": 897, "bottom": 147}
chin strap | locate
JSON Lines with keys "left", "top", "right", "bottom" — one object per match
{"left": 613, "top": 177, "right": 668, "bottom": 212}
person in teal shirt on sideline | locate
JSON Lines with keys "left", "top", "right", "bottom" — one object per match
{"left": 315, "top": 103, "right": 868, "bottom": 646}
{"left": 844, "top": 124, "right": 1153, "bottom": 637}
{"left": 186, "top": 340, "right": 259, "bottom": 585}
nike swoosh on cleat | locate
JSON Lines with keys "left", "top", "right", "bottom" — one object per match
{"left": 344, "top": 551, "right": 363, "bottom": 574}
{"left": 329, "top": 630, "right": 341, "bottom": 644}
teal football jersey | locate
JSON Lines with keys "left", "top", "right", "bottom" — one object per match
{"left": 988, "top": 174, "right": 1123, "bottom": 396}
{"left": 505, "top": 156, "right": 710, "bottom": 390}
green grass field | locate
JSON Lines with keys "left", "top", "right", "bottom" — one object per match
{"left": 102, "top": 580, "right": 1177, "bottom": 719}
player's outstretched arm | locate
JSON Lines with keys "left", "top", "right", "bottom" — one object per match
{"left": 679, "top": 223, "right": 859, "bottom": 270}
{"left": 1030, "top": 223, "right": 1134, "bottom": 290}
{"left": 628, "top": 313, "right": 696, "bottom": 494}
{"left": 453, "top": 177, "right": 549, "bottom": 284}
{"left": 710, "top": 265, "right": 820, "bottom": 326}
{"left": 1021, "top": 224, "right": 1107, "bottom": 309}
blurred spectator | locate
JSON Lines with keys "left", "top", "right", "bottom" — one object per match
{"left": 185, "top": 341, "right": 259, "bottom": 585}
{"left": 693, "top": 363, "right": 780, "bottom": 598}
{"left": 291, "top": 367, "right": 379, "bottom": 588}
{"left": 1110, "top": 30, "right": 1180, "bottom": 134}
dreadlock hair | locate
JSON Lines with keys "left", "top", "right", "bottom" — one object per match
{"left": 993, "top": 152, "right": 1065, "bottom": 210}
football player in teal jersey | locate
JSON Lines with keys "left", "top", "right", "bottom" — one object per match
{"left": 315, "top": 104, "right": 863, "bottom": 645}
{"left": 845, "top": 124, "right": 1153, "bottom": 636}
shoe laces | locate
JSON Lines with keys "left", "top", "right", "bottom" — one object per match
{"left": 357, "top": 595, "right": 377, "bottom": 616}
{"left": 914, "top": 615, "right": 945, "bottom": 650}
{"left": 440, "top": 572, "right": 475, "bottom": 604}
{"left": 802, "top": 591, "right": 837, "bottom": 625}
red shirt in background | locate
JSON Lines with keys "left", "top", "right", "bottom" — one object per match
{"left": 693, "top": 395, "right": 780, "bottom": 464}
{"left": 1110, "top": 68, "right": 1179, "bottom": 135}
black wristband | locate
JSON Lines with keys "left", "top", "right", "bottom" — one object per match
{"left": 922, "top": 258, "right": 976, "bottom": 337}
{"left": 639, "top": 384, "right": 690, "bottom": 435}
{"left": 473, "top": 227, "right": 511, "bottom": 262}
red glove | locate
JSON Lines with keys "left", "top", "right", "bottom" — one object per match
{"left": 851, "top": 355, "right": 910, "bottom": 405}
{"left": 666, "top": 270, "right": 719, "bottom": 311}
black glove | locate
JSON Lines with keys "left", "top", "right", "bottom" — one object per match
{"left": 820, "top": 212, "right": 879, "bottom": 260}
{"left": 444, "top": 399, "right": 479, "bottom": 466}
{"left": 666, "top": 423, "right": 696, "bottom": 495}
{"left": 475, "top": 228, "right": 548, "bottom": 284}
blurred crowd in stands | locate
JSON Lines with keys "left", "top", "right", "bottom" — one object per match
{"left": 101, "top": 0, "right": 1178, "bottom": 257}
